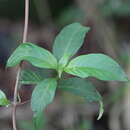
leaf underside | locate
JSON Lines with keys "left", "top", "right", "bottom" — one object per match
{"left": 20, "top": 70, "right": 43, "bottom": 85}
{"left": 59, "top": 77, "right": 103, "bottom": 119}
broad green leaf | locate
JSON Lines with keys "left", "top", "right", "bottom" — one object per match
{"left": 53, "top": 23, "right": 90, "bottom": 62}
{"left": 58, "top": 77, "right": 103, "bottom": 119}
{"left": 33, "top": 112, "right": 46, "bottom": 130}
{"left": 65, "top": 54, "right": 129, "bottom": 81}
{"left": 0, "top": 90, "right": 10, "bottom": 106}
{"left": 31, "top": 78, "right": 57, "bottom": 114}
{"left": 20, "top": 70, "right": 43, "bottom": 85}
{"left": 7, "top": 42, "right": 57, "bottom": 69}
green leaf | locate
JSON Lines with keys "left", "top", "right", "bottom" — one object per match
{"left": 65, "top": 54, "right": 129, "bottom": 81}
{"left": 0, "top": 90, "right": 10, "bottom": 106}
{"left": 7, "top": 42, "right": 57, "bottom": 69}
{"left": 53, "top": 23, "right": 90, "bottom": 62}
{"left": 59, "top": 78, "right": 101, "bottom": 102}
{"left": 58, "top": 77, "right": 103, "bottom": 119}
{"left": 31, "top": 78, "right": 57, "bottom": 114}
{"left": 33, "top": 112, "right": 46, "bottom": 130}
{"left": 20, "top": 70, "right": 43, "bottom": 85}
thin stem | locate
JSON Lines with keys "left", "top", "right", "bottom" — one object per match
{"left": 12, "top": 68, "right": 21, "bottom": 130}
{"left": 23, "top": 0, "right": 29, "bottom": 43}
{"left": 12, "top": 0, "right": 29, "bottom": 130}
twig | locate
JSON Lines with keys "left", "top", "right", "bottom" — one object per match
{"left": 17, "top": 100, "right": 30, "bottom": 106}
{"left": 23, "top": 0, "right": 29, "bottom": 43}
{"left": 12, "top": 0, "right": 29, "bottom": 130}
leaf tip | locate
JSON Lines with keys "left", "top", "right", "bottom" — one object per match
{"left": 97, "top": 101, "right": 104, "bottom": 120}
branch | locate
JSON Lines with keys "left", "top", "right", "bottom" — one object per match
{"left": 12, "top": 0, "right": 29, "bottom": 130}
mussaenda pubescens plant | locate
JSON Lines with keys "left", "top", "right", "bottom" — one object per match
{"left": 5, "top": 22, "right": 130, "bottom": 129}
{"left": 0, "top": 0, "right": 129, "bottom": 130}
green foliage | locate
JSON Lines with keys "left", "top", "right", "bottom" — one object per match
{"left": 20, "top": 70, "right": 43, "bottom": 85}
{"left": 0, "top": 90, "right": 10, "bottom": 106}
{"left": 53, "top": 23, "right": 90, "bottom": 75}
{"left": 20, "top": 68, "right": 55, "bottom": 85}
{"left": 6, "top": 22, "right": 129, "bottom": 129}
{"left": 31, "top": 78, "right": 57, "bottom": 130}
{"left": 33, "top": 112, "right": 46, "bottom": 130}
{"left": 59, "top": 77, "right": 103, "bottom": 119}
{"left": 6, "top": 42, "right": 57, "bottom": 69}
{"left": 19, "top": 117, "right": 46, "bottom": 130}
{"left": 59, "top": 77, "right": 101, "bottom": 102}
{"left": 64, "top": 54, "right": 128, "bottom": 81}
{"left": 31, "top": 78, "right": 57, "bottom": 114}
{"left": 53, "top": 22, "right": 89, "bottom": 61}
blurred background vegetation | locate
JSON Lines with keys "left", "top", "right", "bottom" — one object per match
{"left": 0, "top": 0, "right": 130, "bottom": 130}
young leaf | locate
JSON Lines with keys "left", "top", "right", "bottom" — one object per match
{"left": 7, "top": 42, "right": 57, "bottom": 69}
{"left": 20, "top": 70, "right": 43, "bottom": 85}
{"left": 65, "top": 54, "right": 129, "bottom": 81}
{"left": 58, "top": 77, "right": 103, "bottom": 119}
{"left": 0, "top": 90, "right": 10, "bottom": 106}
{"left": 31, "top": 78, "right": 57, "bottom": 114}
{"left": 53, "top": 23, "right": 90, "bottom": 62}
